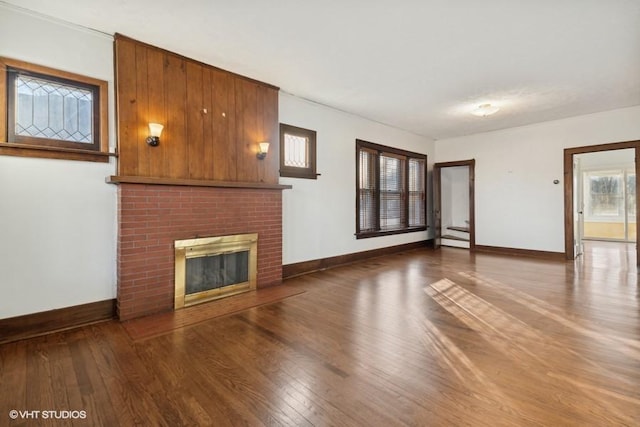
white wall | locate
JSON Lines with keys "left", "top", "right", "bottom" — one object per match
{"left": 435, "top": 106, "right": 640, "bottom": 253}
{"left": 441, "top": 166, "right": 469, "bottom": 228}
{"left": 0, "top": 5, "right": 117, "bottom": 318}
{"left": 440, "top": 170, "right": 453, "bottom": 229}
{"left": 578, "top": 148, "right": 634, "bottom": 170}
{"left": 279, "top": 93, "right": 435, "bottom": 265}
{"left": 451, "top": 168, "right": 470, "bottom": 227}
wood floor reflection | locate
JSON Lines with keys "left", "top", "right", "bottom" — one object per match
{"left": 1, "top": 247, "right": 639, "bottom": 426}
{"left": 581, "top": 239, "right": 636, "bottom": 270}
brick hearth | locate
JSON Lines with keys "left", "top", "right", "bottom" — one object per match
{"left": 117, "top": 184, "right": 283, "bottom": 320}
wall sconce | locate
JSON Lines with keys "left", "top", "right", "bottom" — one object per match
{"left": 471, "top": 103, "right": 500, "bottom": 117}
{"left": 146, "top": 123, "right": 164, "bottom": 147}
{"left": 256, "top": 142, "right": 269, "bottom": 159}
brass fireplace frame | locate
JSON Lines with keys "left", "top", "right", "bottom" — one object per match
{"left": 174, "top": 233, "right": 258, "bottom": 309}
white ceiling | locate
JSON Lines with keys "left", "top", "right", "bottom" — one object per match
{"left": 6, "top": 0, "right": 640, "bottom": 140}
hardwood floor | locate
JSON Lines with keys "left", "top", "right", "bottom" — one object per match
{"left": 1, "top": 247, "right": 639, "bottom": 426}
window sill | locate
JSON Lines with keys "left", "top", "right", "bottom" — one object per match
{"left": 280, "top": 169, "right": 319, "bottom": 180}
{"left": 355, "top": 226, "right": 428, "bottom": 239}
{"left": 0, "top": 142, "right": 114, "bottom": 163}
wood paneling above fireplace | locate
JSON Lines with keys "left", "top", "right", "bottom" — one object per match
{"left": 114, "top": 34, "right": 279, "bottom": 184}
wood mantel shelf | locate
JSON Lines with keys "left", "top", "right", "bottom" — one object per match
{"left": 106, "top": 175, "right": 292, "bottom": 190}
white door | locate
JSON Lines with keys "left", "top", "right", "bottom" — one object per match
{"left": 573, "top": 156, "right": 584, "bottom": 257}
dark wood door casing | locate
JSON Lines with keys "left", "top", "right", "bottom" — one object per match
{"left": 563, "top": 140, "right": 640, "bottom": 265}
{"left": 433, "top": 159, "right": 476, "bottom": 250}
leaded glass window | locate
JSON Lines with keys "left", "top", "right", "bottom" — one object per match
{"left": 14, "top": 74, "right": 94, "bottom": 144}
{"left": 280, "top": 123, "right": 317, "bottom": 179}
{"left": 4, "top": 61, "right": 104, "bottom": 155}
{"left": 283, "top": 133, "right": 309, "bottom": 168}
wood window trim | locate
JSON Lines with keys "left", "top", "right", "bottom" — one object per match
{"left": 356, "top": 139, "right": 428, "bottom": 239}
{"left": 0, "top": 57, "right": 109, "bottom": 163}
{"left": 280, "top": 123, "right": 317, "bottom": 179}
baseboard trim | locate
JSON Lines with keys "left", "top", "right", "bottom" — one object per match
{"left": 474, "top": 245, "right": 566, "bottom": 261}
{"left": 0, "top": 299, "right": 116, "bottom": 344}
{"left": 283, "top": 240, "right": 432, "bottom": 279}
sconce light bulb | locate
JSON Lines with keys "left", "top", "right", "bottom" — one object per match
{"left": 149, "top": 123, "right": 164, "bottom": 137}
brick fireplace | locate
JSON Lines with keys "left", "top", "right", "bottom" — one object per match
{"left": 117, "top": 183, "right": 283, "bottom": 320}
{"left": 112, "top": 36, "right": 285, "bottom": 321}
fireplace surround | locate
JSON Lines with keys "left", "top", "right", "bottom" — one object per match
{"left": 174, "top": 233, "right": 258, "bottom": 309}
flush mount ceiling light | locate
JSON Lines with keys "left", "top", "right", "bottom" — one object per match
{"left": 471, "top": 103, "right": 500, "bottom": 117}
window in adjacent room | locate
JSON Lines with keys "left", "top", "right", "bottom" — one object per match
{"left": 583, "top": 168, "right": 636, "bottom": 241}
{"left": 356, "top": 139, "right": 427, "bottom": 238}
{"left": 279, "top": 123, "right": 317, "bottom": 179}
{"left": 1, "top": 57, "right": 109, "bottom": 162}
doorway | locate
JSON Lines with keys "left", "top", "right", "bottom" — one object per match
{"left": 564, "top": 141, "right": 640, "bottom": 266}
{"left": 433, "top": 160, "right": 475, "bottom": 250}
{"left": 577, "top": 150, "right": 636, "bottom": 242}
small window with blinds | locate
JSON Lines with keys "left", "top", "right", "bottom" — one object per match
{"left": 356, "top": 139, "right": 427, "bottom": 238}
{"left": 279, "top": 123, "right": 317, "bottom": 179}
